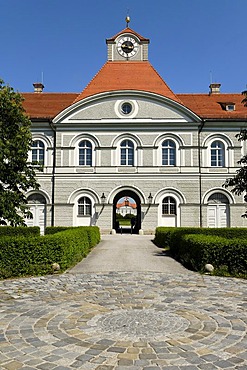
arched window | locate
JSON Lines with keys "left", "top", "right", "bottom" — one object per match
{"left": 78, "top": 197, "right": 92, "bottom": 216}
{"left": 162, "top": 196, "right": 176, "bottom": 215}
{"left": 162, "top": 139, "right": 176, "bottom": 166}
{"left": 79, "top": 140, "right": 92, "bottom": 166}
{"left": 208, "top": 193, "right": 229, "bottom": 204}
{"left": 211, "top": 141, "right": 225, "bottom": 167}
{"left": 27, "top": 194, "right": 46, "bottom": 204}
{"left": 120, "top": 140, "right": 134, "bottom": 166}
{"left": 32, "top": 140, "right": 45, "bottom": 165}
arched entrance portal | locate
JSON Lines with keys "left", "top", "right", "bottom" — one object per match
{"left": 113, "top": 190, "right": 141, "bottom": 234}
{"left": 25, "top": 193, "right": 47, "bottom": 234}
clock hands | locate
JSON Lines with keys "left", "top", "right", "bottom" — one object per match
{"left": 122, "top": 43, "right": 134, "bottom": 50}
{"left": 117, "top": 38, "right": 137, "bottom": 57}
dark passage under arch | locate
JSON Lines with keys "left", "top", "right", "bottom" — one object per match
{"left": 113, "top": 190, "right": 141, "bottom": 234}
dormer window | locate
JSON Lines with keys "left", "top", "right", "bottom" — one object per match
{"left": 226, "top": 104, "right": 235, "bottom": 111}
{"left": 219, "top": 102, "right": 235, "bottom": 111}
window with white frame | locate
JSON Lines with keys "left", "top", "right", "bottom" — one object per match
{"left": 211, "top": 140, "right": 225, "bottom": 167}
{"left": 162, "top": 196, "right": 176, "bottom": 215}
{"left": 79, "top": 140, "right": 92, "bottom": 166}
{"left": 32, "top": 140, "right": 45, "bottom": 165}
{"left": 162, "top": 139, "right": 176, "bottom": 166}
{"left": 120, "top": 139, "right": 134, "bottom": 166}
{"left": 78, "top": 196, "right": 92, "bottom": 216}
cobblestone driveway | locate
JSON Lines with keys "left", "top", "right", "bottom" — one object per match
{"left": 0, "top": 236, "right": 246, "bottom": 369}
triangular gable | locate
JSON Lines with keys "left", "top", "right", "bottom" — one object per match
{"left": 106, "top": 27, "right": 149, "bottom": 42}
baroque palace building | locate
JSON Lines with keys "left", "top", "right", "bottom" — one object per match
{"left": 21, "top": 23, "right": 247, "bottom": 234}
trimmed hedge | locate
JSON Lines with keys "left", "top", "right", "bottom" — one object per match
{"left": 44, "top": 226, "right": 101, "bottom": 247}
{"left": 0, "top": 226, "right": 40, "bottom": 237}
{"left": 84, "top": 226, "right": 101, "bottom": 248}
{"left": 0, "top": 226, "right": 100, "bottom": 279}
{"left": 45, "top": 226, "right": 73, "bottom": 235}
{"left": 179, "top": 234, "right": 247, "bottom": 276}
{"left": 154, "top": 227, "right": 247, "bottom": 277}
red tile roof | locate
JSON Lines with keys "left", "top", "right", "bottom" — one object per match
{"left": 73, "top": 61, "right": 182, "bottom": 104}
{"left": 107, "top": 27, "right": 149, "bottom": 42}
{"left": 20, "top": 64, "right": 247, "bottom": 121}
{"left": 178, "top": 93, "right": 247, "bottom": 119}
{"left": 116, "top": 200, "right": 137, "bottom": 209}
{"left": 22, "top": 93, "right": 78, "bottom": 119}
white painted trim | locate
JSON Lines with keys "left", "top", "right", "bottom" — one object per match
{"left": 53, "top": 90, "right": 202, "bottom": 124}
{"left": 202, "top": 133, "right": 233, "bottom": 168}
{"left": 202, "top": 188, "right": 235, "bottom": 205}
{"left": 108, "top": 185, "right": 145, "bottom": 204}
{"left": 29, "top": 135, "right": 53, "bottom": 167}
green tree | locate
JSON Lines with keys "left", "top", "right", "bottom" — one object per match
{"left": 0, "top": 79, "right": 40, "bottom": 226}
{"left": 223, "top": 90, "right": 247, "bottom": 217}
{"left": 242, "top": 89, "right": 247, "bottom": 107}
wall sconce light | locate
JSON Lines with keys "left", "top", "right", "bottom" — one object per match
{"left": 148, "top": 193, "right": 153, "bottom": 204}
{"left": 101, "top": 193, "right": 106, "bottom": 204}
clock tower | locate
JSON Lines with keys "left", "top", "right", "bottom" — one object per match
{"left": 106, "top": 19, "right": 150, "bottom": 61}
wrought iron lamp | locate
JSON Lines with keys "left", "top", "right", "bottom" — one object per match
{"left": 148, "top": 193, "right": 153, "bottom": 204}
{"left": 101, "top": 193, "right": 106, "bottom": 204}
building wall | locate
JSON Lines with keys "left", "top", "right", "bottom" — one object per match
{"left": 28, "top": 101, "right": 247, "bottom": 233}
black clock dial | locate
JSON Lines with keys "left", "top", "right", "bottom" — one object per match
{"left": 121, "top": 41, "right": 134, "bottom": 54}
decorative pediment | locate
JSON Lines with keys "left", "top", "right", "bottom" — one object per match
{"left": 53, "top": 91, "right": 201, "bottom": 125}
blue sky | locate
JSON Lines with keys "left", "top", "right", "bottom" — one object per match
{"left": 1, "top": 0, "right": 246, "bottom": 94}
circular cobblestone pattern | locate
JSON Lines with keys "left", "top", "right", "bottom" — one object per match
{"left": 0, "top": 272, "right": 247, "bottom": 369}
{"left": 89, "top": 309, "right": 190, "bottom": 339}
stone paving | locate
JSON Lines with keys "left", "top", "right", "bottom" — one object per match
{"left": 0, "top": 236, "right": 247, "bottom": 369}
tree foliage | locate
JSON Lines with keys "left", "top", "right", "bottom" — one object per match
{"left": 0, "top": 79, "right": 40, "bottom": 226}
{"left": 241, "top": 89, "right": 247, "bottom": 107}
{"left": 223, "top": 91, "right": 247, "bottom": 217}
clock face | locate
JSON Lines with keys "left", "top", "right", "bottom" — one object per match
{"left": 117, "top": 36, "right": 138, "bottom": 58}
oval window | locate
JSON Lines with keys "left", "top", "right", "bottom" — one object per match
{"left": 121, "top": 102, "right": 132, "bottom": 115}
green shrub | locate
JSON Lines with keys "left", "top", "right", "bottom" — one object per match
{"left": 0, "top": 226, "right": 100, "bottom": 279}
{"left": 83, "top": 226, "right": 101, "bottom": 248}
{"left": 45, "top": 226, "right": 73, "bottom": 235}
{"left": 154, "top": 227, "right": 175, "bottom": 248}
{"left": 116, "top": 214, "right": 124, "bottom": 220}
{"left": 124, "top": 214, "right": 135, "bottom": 219}
{"left": 179, "top": 234, "right": 247, "bottom": 276}
{"left": 154, "top": 227, "right": 247, "bottom": 278}
{"left": 0, "top": 226, "right": 40, "bottom": 237}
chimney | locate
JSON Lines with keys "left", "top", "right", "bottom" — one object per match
{"left": 33, "top": 82, "right": 44, "bottom": 93}
{"left": 209, "top": 83, "right": 221, "bottom": 95}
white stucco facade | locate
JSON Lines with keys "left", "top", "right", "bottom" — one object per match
{"left": 24, "top": 26, "right": 247, "bottom": 234}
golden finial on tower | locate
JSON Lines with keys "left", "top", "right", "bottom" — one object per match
{"left": 125, "top": 15, "right": 130, "bottom": 28}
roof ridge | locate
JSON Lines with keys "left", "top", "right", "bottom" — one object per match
{"left": 22, "top": 92, "right": 79, "bottom": 95}
{"left": 72, "top": 62, "right": 108, "bottom": 104}
{"left": 107, "top": 27, "right": 149, "bottom": 42}
{"left": 148, "top": 63, "right": 183, "bottom": 104}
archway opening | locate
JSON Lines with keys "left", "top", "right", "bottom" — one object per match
{"left": 113, "top": 190, "right": 141, "bottom": 234}
{"left": 207, "top": 192, "right": 230, "bottom": 228}
{"left": 26, "top": 193, "right": 47, "bottom": 234}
